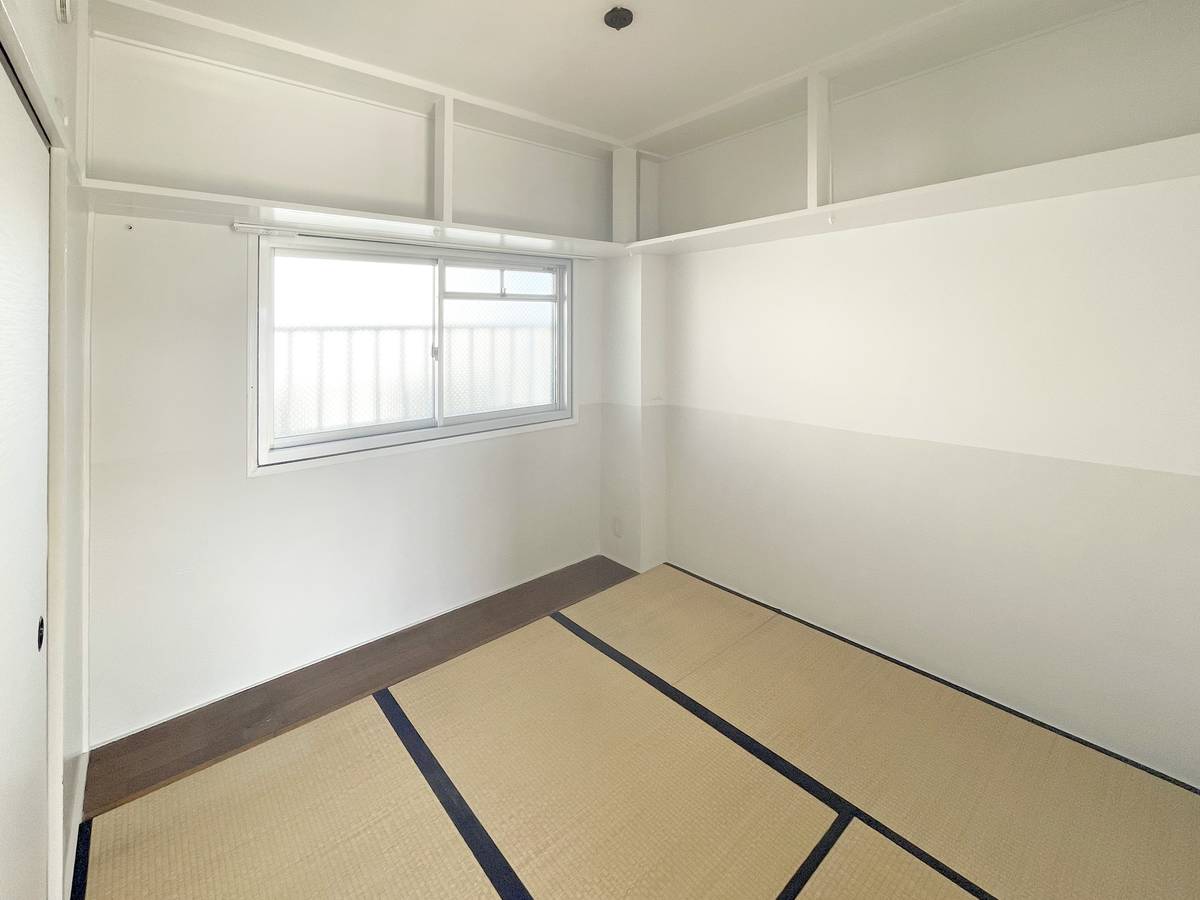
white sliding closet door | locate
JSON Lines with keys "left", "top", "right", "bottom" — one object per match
{"left": 0, "top": 51, "right": 50, "bottom": 900}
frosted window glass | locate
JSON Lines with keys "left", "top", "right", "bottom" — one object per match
{"left": 503, "top": 269, "right": 555, "bottom": 296}
{"left": 443, "top": 299, "right": 555, "bottom": 417}
{"left": 272, "top": 255, "right": 434, "bottom": 438}
{"left": 445, "top": 266, "right": 500, "bottom": 294}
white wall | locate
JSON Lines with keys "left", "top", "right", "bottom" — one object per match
{"left": 598, "top": 255, "right": 667, "bottom": 572}
{"left": 73, "top": 0, "right": 1200, "bottom": 797}
{"left": 81, "top": 1, "right": 616, "bottom": 748}
{"left": 454, "top": 125, "right": 611, "bottom": 240}
{"left": 671, "top": 178, "right": 1200, "bottom": 477}
{"left": 599, "top": 258, "right": 643, "bottom": 569}
{"left": 87, "top": 214, "right": 606, "bottom": 744}
{"left": 662, "top": 176, "right": 1200, "bottom": 785}
{"left": 89, "top": 37, "right": 433, "bottom": 216}
{"left": 657, "top": 115, "right": 807, "bottom": 235}
{"left": 655, "top": 0, "right": 1200, "bottom": 234}
{"left": 833, "top": 0, "right": 1200, "bottom": 202}
{"left": 638, "top": 157, "right": 660, "bottom": 240}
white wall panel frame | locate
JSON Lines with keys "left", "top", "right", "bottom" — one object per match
{"left": 432, "top": 95, "right": 453, "bottom": 222}
{"left": 806, "top": 73, "right": 832, "bottom": 208}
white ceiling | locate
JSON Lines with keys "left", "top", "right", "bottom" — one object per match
{"left": 145, "top": 0, "right": 962, "bottom": 140}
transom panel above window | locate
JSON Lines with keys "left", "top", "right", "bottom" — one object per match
{"left": 253, "top": 236, "right": 571, "bottom": 468}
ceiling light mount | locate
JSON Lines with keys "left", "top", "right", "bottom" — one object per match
{"left": 604, "top": 6, "right": 634, "bottom": 31}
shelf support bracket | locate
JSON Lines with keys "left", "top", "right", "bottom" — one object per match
{"left": 433, "top": 96, "right": 454, "bottom": 223}
{"left": 806, "top": 73, "right": 832, "bottom": 208}
{"left": 612, "top": 148, "right": 639, "bottom": 243}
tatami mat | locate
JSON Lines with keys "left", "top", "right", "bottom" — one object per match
{"left": 798, "top": 821, "right": 971, "bottom": 899}
{"left": 83, "top": 699, "right": 496, "bottom": 899}
{"left": 573, "top": 566, "right": 1200, "bottom": 899}
{"left": 78, "top": 564, "right": 1200, "bottom": 899}
{"left": 390, "top": 617, "right": 836, "bottom": 899}
{"left": 566, "top": 562, "right": 773, "bottom": 682}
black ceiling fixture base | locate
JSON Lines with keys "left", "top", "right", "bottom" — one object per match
{"left": 604, "top": 7, "right": 634, "bottom": 31}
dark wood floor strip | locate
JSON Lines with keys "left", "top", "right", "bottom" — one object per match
{"left": 84, "top": 555, "right": 636, "bottom": 818}
{"left": 550, "top": 610, "right": 996, "bottom": 900}
{"left": 665, "top": 563, "right": 1200, "bottom": 796}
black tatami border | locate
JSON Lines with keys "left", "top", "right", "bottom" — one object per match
{"left": 67, "top": 697, "right": 534, "bottom": 900}
{"left": 777, "top": 810, "right": 853, "bottom": 899}
{"left": 551, "top": 610, "right": 995, "bottom": 900}
{"left": 372, "top": 689, "right": 533, "bottom": 900}
{"left": 68, "top": 623, "right": 990, "bottom": 900}
{"left": 666, "top": 563, "right": 1200, "bottom": 797}
{"left": 69, "top": 818, "right": 92, "bottom": 900}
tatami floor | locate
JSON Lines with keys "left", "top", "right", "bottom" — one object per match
{"left": 73, "top": 566, "right": 1200, "bottom": 899}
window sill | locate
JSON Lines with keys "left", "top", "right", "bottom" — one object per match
{"left": 248, "top": 412, "right": 579, "bottom": 477}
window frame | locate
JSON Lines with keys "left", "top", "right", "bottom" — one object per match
{"left": 251, "top": 235, "right": 572, "bottom": 470}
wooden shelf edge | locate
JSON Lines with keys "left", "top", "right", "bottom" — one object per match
{"left": 629, "top": 132, "right": 1200, "bottom": 255}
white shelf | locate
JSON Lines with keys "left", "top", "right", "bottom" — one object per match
{"left": 83, "top": 132, "right": 1200, "bottom": 261}
{"left": 81, "top": 178, "right": 628, "bottom": 259}
{"left": 629, "top": 133, "right": 1200, "bottom": 256}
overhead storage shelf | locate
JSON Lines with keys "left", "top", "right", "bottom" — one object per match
{"left": 82, "top": 178, "right": 628, "bottom": 259}
{"left": 83, "top": 132, "right": 1200, "bottom": 261}
{"left": 629, "top": 133, "right": 1200, "bottom": 256}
